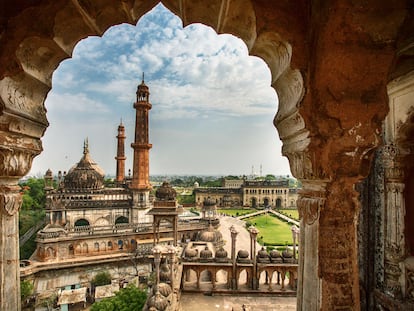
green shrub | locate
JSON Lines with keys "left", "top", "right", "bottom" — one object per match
{"left": 92, "top": 271, "right": 112, "bottom": 287}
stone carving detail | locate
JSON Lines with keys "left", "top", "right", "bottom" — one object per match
{"left": 0, "top": 148, "right": 37, "bottom": 177}
{"left": 407, "top": 268, "right": 414, "bottom": 301}
{"left": 298, "top": 195, "right": 325, "bottom": 225}
{"left": 0, "top": 192, "right": 22, "bottom": 216}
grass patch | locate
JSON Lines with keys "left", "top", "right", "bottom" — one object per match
{"left": 279, "top": 209, "right": 299, "bottom": 221}
{"left": 218, "top": 208, "right": 254, "bottom": 217}
{"left": 246, "top": 213, "right": 293, "bottom": 245}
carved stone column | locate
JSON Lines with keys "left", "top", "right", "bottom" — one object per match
{"left": 297, "top": 180, "right": 326, "bottom": 311}
{"left": 382, "top": 144, "right": 405, "bottom": 298}
{"left": 0, "top": 146, "right": 39, "bottom": 310}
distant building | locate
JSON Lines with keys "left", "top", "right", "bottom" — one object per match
{"left": 194, "top": 178, "right": 299, "bottom": 209}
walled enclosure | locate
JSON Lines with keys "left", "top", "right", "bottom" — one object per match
{"left": 0, "top": 1, "right": 412, "bottom": 310}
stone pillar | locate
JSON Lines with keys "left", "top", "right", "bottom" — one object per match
{"left": 297, "top": 181, "right": 325, "bottom": 310}
{"left": 230, "top": 225, "right": 238, "bottom": 289}
{"left": 249, "top": 226, "right": 259, "bottom": 290}
{"left": 0, "top": 180, "right": 22, "bottom": 311}
{"left": 382, "top": 144, "right": 405, "bottom": 298}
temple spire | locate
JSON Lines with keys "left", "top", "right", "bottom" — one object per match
{"left": 83, "top": 138, "right": 89, "bottom": 155}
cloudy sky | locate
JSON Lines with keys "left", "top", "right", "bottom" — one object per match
{"left": 29, "top": 3, "right": 291, "bottom": 177}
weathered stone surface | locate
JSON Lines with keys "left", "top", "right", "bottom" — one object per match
{"left": 0, "top": 0, "right": 412, "bottom": 310}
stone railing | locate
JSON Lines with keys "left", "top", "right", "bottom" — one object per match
{"left": 36, "top": 220, "right": 208, "bottom": 241}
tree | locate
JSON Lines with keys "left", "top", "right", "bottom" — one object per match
{"left": 20, "top": 178, "right": 46, "bottom": 210}
{"left": 92, "top": 271, "right": 112, "bottom": 287}
{"left": 265, "top": 174, "right": 276, "bottom": 180}
{"left": 91, "top": 284, "right": 147, "bottom": 311}
{"left": 20, "top": 280, "right": 33, "bottom": 301}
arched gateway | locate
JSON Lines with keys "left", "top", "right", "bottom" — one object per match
{"left": 0, "top": 1, "right": 412, "bottom": 310}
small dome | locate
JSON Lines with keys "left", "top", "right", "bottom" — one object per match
{"left": 237, "top": 250, "right": 249, "bottom": 259}
{"left": 198, "top": 225, "right": 223, "bottom": 243}
{"left": 153, "top": 283, "right": 172, "bottom": 297}
{"left": 282, "top": 250, "right": 293, "bottom": 258}
{"left": 200, "top": 246, "right": 213, "bottom": 259}
{"left": 194, "top": 181, "right": 199, "bottom": 188}
{"left": 155, "top": 182, "right": 176, "bottom": 201}
{"left": 258, "top": 247, "right": 268, "bottom": 258}
{"left": 45, "top": 169, "right": 53, "bottom": 177}
{"left": 215, "top": 247, "right": 228, "bottom": 259}
{"left": 270, "top": 250, "right": 282, "bottom": 258}
{"left": 147, "top": 291, "right": 168, "bottom": 311}
{"left": 257, "top": 247, "right": 270, "bottom": 263}
{"left": 160, "top": 262, "right": 170, "bottom": 282}
{"left": 184, "top": 247, "right": 198, "bottom": 258}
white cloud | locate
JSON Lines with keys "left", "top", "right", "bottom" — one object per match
{"left": 30, "top": 3, "right": 290, "bottom": 177}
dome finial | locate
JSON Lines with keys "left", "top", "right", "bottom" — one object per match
{"left": 142, "top": 72, "right": 145, "bottom": 83}
{"left": 83, "top": 138, "right": 89, "bottom": 155}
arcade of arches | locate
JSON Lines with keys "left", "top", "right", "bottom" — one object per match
{"left": 1, "top": 1, "right": 413, "bottom": 310}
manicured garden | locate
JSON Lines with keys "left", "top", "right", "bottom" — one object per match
{"left": 245, "top": 213, "right": 294, "bottom": 246}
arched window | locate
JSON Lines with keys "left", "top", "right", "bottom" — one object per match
{"left": 75, "top": 218, "right": 89, "bottom": 227}
{"left": 115, "top": 216, "right": 129, "bottom": 224}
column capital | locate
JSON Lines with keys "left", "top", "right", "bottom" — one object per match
{"left": 297, "top": 180, "right": 328, "bottom": 225}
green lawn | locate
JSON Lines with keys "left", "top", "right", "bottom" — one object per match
{"left": 218, "top": 208, "right": 254, "bottom": 217}
{"left": 279, "top": 209, "right": 299, "bottom": 221}
{"left": 246, "top": 214, "right": 293, "bottom": 246}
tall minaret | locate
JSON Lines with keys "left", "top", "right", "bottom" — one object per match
{"left": 115, "top": 120, "right": 126, "bottom": 183}
{"left": 130, "top": 73, "right": 152, "bottom": 213}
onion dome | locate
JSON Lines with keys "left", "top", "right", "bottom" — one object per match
{"left": 155, "top": 182, "right": 176, "bottom": 201}
{"left": 237, "top": 249, "right": 249, "bottom": 259}
{"left": 215, "top": 247, "right": 228, "bottom": 262}
{"left": 257, "top": 247, "right": 270, "bottom": 263}
{"left": 282, "top": 249, "right": 295, "bottom": 263}
{"left": 237, "top": 250, "right": 251, "bottom": 263}
{"left": 153, "top": 283, "right": 172, "bottom": 298}
{"left": 63, "top": 139, "right": 105, "bottom": 191}
{"left": 270, "top": 250, "right": 283, "bottom": 263}
{"left": 200, "top": 246, "right": 213, "bottom": 259}
{"left": 147, "top": 290, "right": 168, "bottom": 311}
{"left": 159, "top": 262, "right": 170, "bottom": 282}
{"left": 198, "top": 224, "right": 223, "bottom": 244}
{"left": 184, "top": 247, "right": 198, "bottom": 258}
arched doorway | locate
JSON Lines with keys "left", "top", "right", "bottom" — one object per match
{"left": 0, "top": 1, "right": 410, "bottom": 310}
{"left": 275, "top": 198, "right": 282, "bottom": 209}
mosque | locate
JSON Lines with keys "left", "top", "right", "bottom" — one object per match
{"left": 20, "top": 78, "right": 298, "bottom": 310}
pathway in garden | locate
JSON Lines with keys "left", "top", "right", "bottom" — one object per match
{"left": 237, "top": 210, "right": 299, "bottom": 227}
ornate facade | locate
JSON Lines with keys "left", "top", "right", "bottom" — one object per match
{"left": 22, "top": 79, "right": 210, "bottom": 299}
{"left": 195, "top": 179, "right": 299, "bottom": 209}
{"left": 1, "top": 1, "right": 413, "bottom": 310}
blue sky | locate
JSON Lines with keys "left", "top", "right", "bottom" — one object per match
{"left": 29, "top": 3, "right": 291, "bottom": 177}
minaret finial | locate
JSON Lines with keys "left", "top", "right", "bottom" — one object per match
{"left": 83, "top": 138, "right": 89, "bottom": 155}
{"left": 120, "top": 118, "right": 123, "bottom": 126}
{"left": 142, "top": 72, "right": 145, "bottom": 83}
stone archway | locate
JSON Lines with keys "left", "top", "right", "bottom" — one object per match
{"left": 0, "top": 1, "right": 410, "bottom": 310}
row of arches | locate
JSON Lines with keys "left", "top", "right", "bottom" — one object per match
{"left": 74, "top": 216, "right": 129, "bottom": 227}
{"left": 38, "top": 238, "right": 141, "bottom": 260}
{"left": 182, "top": 266, "right": 297, "bottom": 292}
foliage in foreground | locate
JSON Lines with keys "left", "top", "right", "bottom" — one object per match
{"left": 91, "top": 284, "right": 147, "bottom": 311}
{"left": 92, "top": 271, "right": 112, "bottom": 287}
{"left": 21, "top": 280, "right": 34, "bottom": 301}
